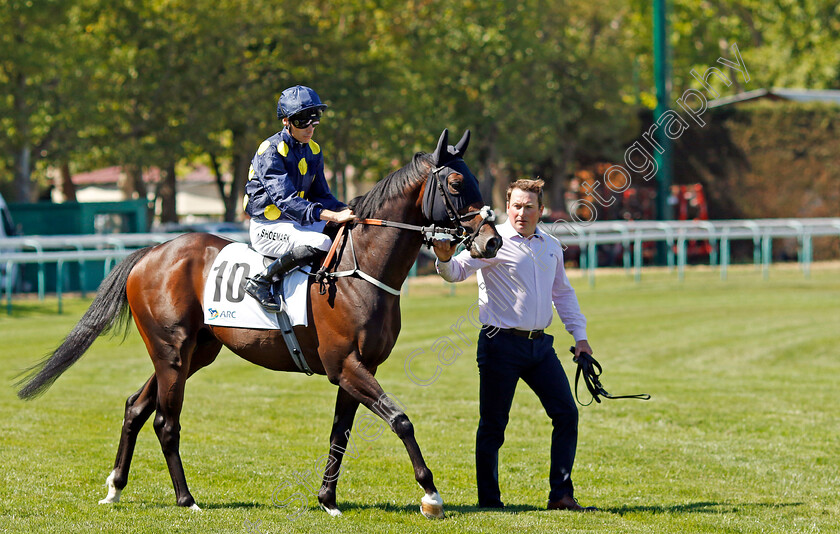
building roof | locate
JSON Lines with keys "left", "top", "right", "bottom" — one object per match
{"left": 72, "top": 165, "right": 217, "bottom": 185}
{"left": 708, "top": 88, "right": 840, "bottom": 108}
{"left": 67, "top": 165, "right": 226, "bottom": 217}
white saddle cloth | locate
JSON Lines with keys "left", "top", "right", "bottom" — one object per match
{"left": 202, "top": 243, "right": 310, "bottom": 329}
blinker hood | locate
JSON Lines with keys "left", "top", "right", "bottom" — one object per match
{"left": 422, "top": 129, "right": 483, "bottom": 223}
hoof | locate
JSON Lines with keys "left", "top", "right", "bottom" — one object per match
{"left": 98, "top": 470, "right": 121, "bottom": 504}
{"left": 320, "top": 503, "right": 342, "bottom": 517}
{"left": 189, "top": 503, "right": 202, "bottom": 512}
{"left": 420, "top": 492, "right": 445, "bottom": 519}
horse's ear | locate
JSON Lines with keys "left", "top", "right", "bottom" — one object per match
{"left": 453, "top": 129, "right": 470, "bottom": 157}
{"left": 433, "top": 129, "right": 449, "bottom": 166}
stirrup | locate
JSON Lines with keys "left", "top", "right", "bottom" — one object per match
{"left": 244, "top": 276, "right": 283, "bottom": 312}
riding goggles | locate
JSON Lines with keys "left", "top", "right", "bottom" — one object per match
{"left": 289, "top": 109, "right": 323, "bottom": 129}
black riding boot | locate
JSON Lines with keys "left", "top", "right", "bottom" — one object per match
{"left": 245, "top": 245, "right": 324, "bottom": 312}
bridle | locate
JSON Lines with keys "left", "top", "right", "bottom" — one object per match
{"left": 348, "top": 161, "right": 497, "bottom": 249}
{"left": 312, "top": 162, "right": 496, "bottom": 295}
{"left": 312, "top": 127, "right": 497, "bottom": 295}
{"left": 425, "top": 164, "right": 496, "bottom": 250}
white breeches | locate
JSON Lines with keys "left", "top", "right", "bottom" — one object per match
{"left": 249, "top": 219, "right": 331, "bottom": 259}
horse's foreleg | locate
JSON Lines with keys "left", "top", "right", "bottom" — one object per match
{"left": 383, "top": 404, "right": 445, "bottom": 519}
{"left": 337, "top": 361, "right": 444, "bottom": 519}
{"left": 317, "top": 387, "right": 360, "bottom": 516}
{"left": 99, "top": 375, "right": 158, "bottom": 504}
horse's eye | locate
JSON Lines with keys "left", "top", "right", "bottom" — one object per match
{"left": 449, "top": 178, "right": 464, "bottom": 194}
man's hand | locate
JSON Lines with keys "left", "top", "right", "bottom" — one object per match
{"left": 573, "top": 340, "right": 593, "bottom": 360}
{"left": 432, "top": 238, "right": 459, "bottom": 262}
{"left": 321, "top": 208, "right": 356, "bottom": 224}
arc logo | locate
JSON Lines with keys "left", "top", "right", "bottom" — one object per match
{"left": 207, "top": 308, "right": 236, "bottom": 319}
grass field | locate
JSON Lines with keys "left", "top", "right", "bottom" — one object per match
{"left": 1, "top": 265, "right": 839, "bottom": 533}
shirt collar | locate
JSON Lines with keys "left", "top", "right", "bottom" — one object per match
{"left": 281, "top": 128, "right": 308, "bottom": 148}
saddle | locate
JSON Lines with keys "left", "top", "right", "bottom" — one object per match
{"left": 203, "top": 243, "right": 313, "bottom": 374}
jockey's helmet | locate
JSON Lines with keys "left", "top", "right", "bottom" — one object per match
{"left": 277, "top": 85, "right": 328, "bottom": 122}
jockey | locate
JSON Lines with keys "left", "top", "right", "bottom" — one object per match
{"left": 243, "top": 85, "right": 355, "bottom": 312}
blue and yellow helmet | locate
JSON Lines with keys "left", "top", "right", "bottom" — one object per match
{"left": 277, "top": 85, "right": 328, "bottom": 120}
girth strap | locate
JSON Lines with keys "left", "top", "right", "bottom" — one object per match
{"left": 269, "top": 282, "right": 314, "bottom": 375}
{"left": 276, "top": 304, "right": 313, "bottom": 375}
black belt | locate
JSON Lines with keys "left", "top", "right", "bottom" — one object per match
{"left": 496, "top": 327, "right": 544, "bottom": 340}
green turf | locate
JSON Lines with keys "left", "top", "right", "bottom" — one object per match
{"left": 1, "top": 265, "right": 838, "bottom": 533}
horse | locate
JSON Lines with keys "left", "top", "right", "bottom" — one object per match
{"left": 17, "top": 129, "right": 502, "bottom": 519}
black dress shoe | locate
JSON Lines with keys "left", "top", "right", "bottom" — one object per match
{"left": 547, "top": 494, "right": 598, "bottom": 512}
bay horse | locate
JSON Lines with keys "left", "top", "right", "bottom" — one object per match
{"left": 17, "top": 129, "right": 501, "bottom": 518}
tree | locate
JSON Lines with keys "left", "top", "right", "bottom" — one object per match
{"left": 387, "top": 0, "right": 639, "bottom": 211}
{"left": 0, "top": 0, "right": 90, "bottom": 201}
{"left": 5, "top": 0, "right": 837, "bottom": 226}
{"left": 181, "top": 0, "right": 302, "bottom": 221}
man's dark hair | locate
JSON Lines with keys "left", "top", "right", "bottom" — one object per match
{"left": 506, "top": 178, "right": 545, "bottom": 206}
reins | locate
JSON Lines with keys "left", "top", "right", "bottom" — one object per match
{"left": 313, "top": 221, "right": 401, "bottom": 296}
{"left": 354, "top": 213, "right": 491, "bottom": 248}
{"left": 310, "top": 145, "right": 495, "bottom": 297}
{"left": 569, "top": 347, "right": 651, "bottom": 406}
{"left": 312, "top": 207, "right": 494, "bottom": 296}
{"left": 353, "top": 160, "right": 498, "bottom": 251}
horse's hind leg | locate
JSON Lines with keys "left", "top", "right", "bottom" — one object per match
{"left": 150, "top": 356, "right": 196, "bottom": 509}
{"left": 101, "top": 331, "right": 221, "bottom": 507}
{"left": 335, "top": 358, "right": 444, "bottom": 519}
{"left": 152, "top": 332, "right": 222, "bottom": 510}
{"left": 99, "top": 375, "right": 158, "bottom": 504}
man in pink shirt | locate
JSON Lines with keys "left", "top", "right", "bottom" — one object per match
{"left": 433, "top": 178, "right": 597, "bottom": 512}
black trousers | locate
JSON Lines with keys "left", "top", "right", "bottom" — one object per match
{"left": 475, "top": 328, "right": 579, "bottom": 505}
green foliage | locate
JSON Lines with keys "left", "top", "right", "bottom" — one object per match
{"left": 2, "top": 1, "right": 839, "bottom": 215}
{"left": 628, "top": 0, "right": 840, "bottom": 98}
{"left": 0, "top": 0, "right": 91, "bottom": 200}
{"left": 1, "top": 267, "right": 839, "bottom": 532}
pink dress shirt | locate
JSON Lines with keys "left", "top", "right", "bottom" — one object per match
{"left": 435, "top": 219, "right": 587, "bottom": 342}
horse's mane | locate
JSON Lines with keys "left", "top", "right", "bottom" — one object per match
{"left": 348, "top": 153, "right": 432, "bottom": 219}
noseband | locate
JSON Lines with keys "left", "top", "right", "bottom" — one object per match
{"left": 427, "top": 164, "right": 495, "bottom": 250}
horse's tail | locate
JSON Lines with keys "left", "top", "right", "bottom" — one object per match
{"left": 16, "top": 246, "right": 154, "bottom": 400}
